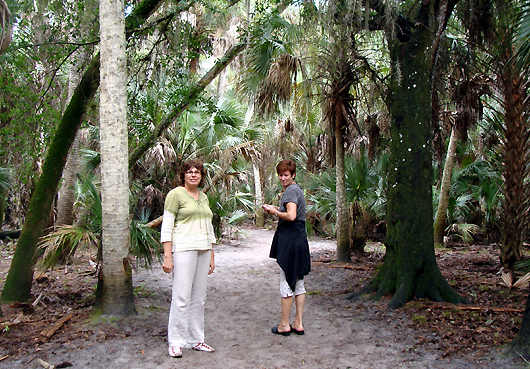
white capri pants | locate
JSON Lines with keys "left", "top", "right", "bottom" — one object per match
{"left": 279, "top": 269, "right": 306, "bottom": 298}
{"left": 168, "top": 249, "right": 211, "bottom": 348}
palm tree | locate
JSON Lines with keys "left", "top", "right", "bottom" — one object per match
{"left": 463, "top": 0, "right": 530, "bottom": 268}
{"left": 502, "top": 0, "right": 530, "bottom": 358}
{"left": 97, "top": 0, "right": 134, "bottom": 315}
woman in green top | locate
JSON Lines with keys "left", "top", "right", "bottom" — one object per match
{"left": 161, "top": 159, "right": 216, "bottom": 358}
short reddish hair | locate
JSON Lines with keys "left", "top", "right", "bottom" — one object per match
{"left": 276, "top": 159, "right": 296, "bottom": 177}
{"left": 179, "top": 158, "right": 206, "bottom": 187}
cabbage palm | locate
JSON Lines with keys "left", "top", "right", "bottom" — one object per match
{"left": 504, "top": 1, "right": 530, "bottom": 358}
{"left": 1, "top": 0, "right": 164, "bottom": 304}
{"left": 467, "top": 0, "right": 530, "bottom": 268}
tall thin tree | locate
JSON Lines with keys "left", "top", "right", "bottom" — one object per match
{"left": 96, "top": 0, "right": 134, "bottom": 314}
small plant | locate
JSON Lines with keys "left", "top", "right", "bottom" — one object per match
{"left": 134, "top": 285, "right": 156, "bottom": 298}
{"left": 412, "top": 314, "right": 427, "bottom": 324}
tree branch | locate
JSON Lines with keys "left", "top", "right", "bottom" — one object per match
{"left": 128, "top": 41, "right": 247, "bottom": 168}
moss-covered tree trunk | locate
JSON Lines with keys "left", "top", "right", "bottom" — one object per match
{"left": 0, "top": 58, "right": 100, "bottom": 303}
{"left": 0, "top": 0, "right": 164, "bottom": 303}
{"left": 356, "top": 0, "right": 468, "bottom": 309}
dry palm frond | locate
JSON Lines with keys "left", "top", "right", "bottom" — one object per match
{"left": 144, "top": 137, "right": 177, "bottom": 171}
{"left": 256, "top": 54, "right": 301, "bottom": 116}
{"left": 500, "top": 270, "right": 530, "bottom": 289}
{"left": 203, "top": 141, "right": 259, "bottom": 193}
{"left": 500, "top": 270, "right": 514, "bottom": 288}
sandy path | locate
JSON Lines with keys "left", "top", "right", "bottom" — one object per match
{"left": 2, "top": 228, "right": 520, "bottom": 368}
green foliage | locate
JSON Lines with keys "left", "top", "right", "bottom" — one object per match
{"left": 447, "top": 157, "right": 502, "bottom": 232}
{"left": 305, "top": 151, "right": 388, "bottom": 236}
{"left": 130, "top": 209, "right": 163, "bottom": 269}
{"left": 36, "top": 175, "right": 162, "bottom": 272}
{"left": 207, "top": 186, "right": 256, "bottom": 240}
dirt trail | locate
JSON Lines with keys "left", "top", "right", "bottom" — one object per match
{"left": 1, "top": 228, "right": 522, "bottom": 368}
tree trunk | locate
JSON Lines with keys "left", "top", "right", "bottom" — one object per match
{"left": 0, "top": 0, "right": 164, "bottom": 303}
{"left": 506, "top": 291, "right": 530, "bottom": 358}
{"left": 498, "top": 62, "right": 529, "bottom": 269}
{"left": 56, "top": 137, "right": 78, "bottom": 227}
{"left": 355, "top": 0, "right": 467, "bottom": 309}
{"left": 96, "top": 0, "right": 134, "bottom": 316}
{"left": 433, "top": 127, "right": 458, "bottom": 246}
{"left": 0, "top": 0, "right": 12, "bottom": 54}
{"left": 335, "top": 118, "right": 351, "bottom": 263}
{"left": 0, "top": 188, "right": 5, "bottom": 227}
{"left": 253, "top": 161, "right": 264, "bottom": 228}
{"left": 56, "top": 0, "right": 96, "bottom": 229}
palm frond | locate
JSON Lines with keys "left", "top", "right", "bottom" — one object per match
{"left": 448, "top": 223, "right": 480, "bottom": 244}
{"left": 500, "top": 270, "right": 530, "bottom": 290}
{"left": 513, "top": 272, "right": 530, "bottom": 289}
{"left": 130, "top": 213, "right": 162, "bottom": 269}
{"left": 500, "top": 270, "right": 514, "bottom": 288}
{"left": 36, "top": 225, "right": 99, "bottom": 273}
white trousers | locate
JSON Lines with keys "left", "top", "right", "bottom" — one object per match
{"left": 279, "top": 269, "right": 306, "bottom": 298}
{"left": 168, "top": 249, "right": 211, "bottom": 348}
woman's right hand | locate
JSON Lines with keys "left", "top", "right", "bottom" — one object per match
{"left": 162, "top": 254, "right": 173, "bottom": 274}
{"left": 262, "top": 204, "right": 277, "bottom": 215}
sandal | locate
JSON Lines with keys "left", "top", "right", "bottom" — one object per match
{"left": 271, "top": 326, "right": 291, "bottom": 336}
{"left": 290, "top": 325, "right": 305, "bottom": 335}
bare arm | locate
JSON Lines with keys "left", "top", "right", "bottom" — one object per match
{"left": 162, "top": 241, "right": 172, "bottom": 273}
{"left": 263, "top": 202, "right": 297, "bottom": 221}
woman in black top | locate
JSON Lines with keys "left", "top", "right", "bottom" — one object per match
{"left": 263, "top": 159, "right": 311, "bottom": 336}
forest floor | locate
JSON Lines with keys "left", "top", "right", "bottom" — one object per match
{"left": 0, "top": 225, "right": 528, "bottom": 368}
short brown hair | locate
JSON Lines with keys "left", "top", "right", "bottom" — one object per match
{"left": 276, "top": 159, "right": 296, "bottom": 177}
{"left": 179, "top": 158, "right": 206, "bottom": 187}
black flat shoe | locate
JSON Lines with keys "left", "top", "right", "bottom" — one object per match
{"left": 271, "top": 326, "right": 291, "bottom": 336}
{"left": 290, "top": 325, "right": 305, "bottom": 335}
